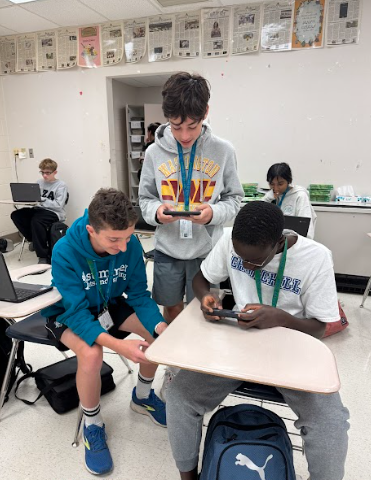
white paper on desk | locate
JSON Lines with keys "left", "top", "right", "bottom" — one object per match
{"left": 337, "top": 185, "right": 355, "bottom": 196}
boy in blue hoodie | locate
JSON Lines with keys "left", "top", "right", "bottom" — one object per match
{"left": 42, "top": 188, "right": 167, "bottom": 476}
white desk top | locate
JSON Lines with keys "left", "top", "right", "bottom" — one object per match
{"left": 0, "top": 264, "right": 61, "bottom": 319}
{"left": 146, "top": 298, "right": 340, "bottom": 394}
{"left": 0, "top": 200, "right": 39, "bottom": 206}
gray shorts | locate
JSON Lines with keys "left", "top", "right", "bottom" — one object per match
{"left": 152, "top": 250, "right": 204, "bottom": 307}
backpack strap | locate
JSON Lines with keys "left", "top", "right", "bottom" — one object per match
{"left": 14, "top": 370, "right": 75, "bottom": 405}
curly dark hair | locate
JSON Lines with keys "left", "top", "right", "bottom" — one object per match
{"left": 88, "top": 188, "right": 138, "bottom": 232}
{"left": 162, "top": 72, "right": 210, "bottom": 123}
{"left": 232, "top": 201, "right": 284, "bottom": 248}
{"left": 266, "top": 162, "right": 292, "bottom": 184}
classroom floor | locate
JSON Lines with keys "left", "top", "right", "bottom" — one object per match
{"left": 1, "top": 237, "right": 371, "bottom": 480}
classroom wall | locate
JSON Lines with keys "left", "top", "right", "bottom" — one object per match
{"left": 0, "top": 81, "right": 13, "bottom": 236}
{"left": 1, "top": 1, "right": 371, "bottom": 232}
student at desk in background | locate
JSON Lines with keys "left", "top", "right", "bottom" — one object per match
{"left": 10, "top": 158, "right": 68, "bottom": 264}
{"left": 262, "top": 162, "right": 317, "bottom": 239}
{"left": 166, "top": 201, "right": 349, "bottom": 480}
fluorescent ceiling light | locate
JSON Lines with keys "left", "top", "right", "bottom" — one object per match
{"left": 8, "top": 0, "right": 41, "bottom": 4}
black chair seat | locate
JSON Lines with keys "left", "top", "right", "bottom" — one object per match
{"left": 6, "top": 312, "right": 53, "bottom": 346}
{"left": 232, "top": 381, "right": 285, "bottom": 404}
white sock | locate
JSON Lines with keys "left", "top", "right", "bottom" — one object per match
{"left": 136, "top": 373, "right": 154, "bottom": 399}
{"left": 82, "top": 404, "right": 103, "bottom": 427}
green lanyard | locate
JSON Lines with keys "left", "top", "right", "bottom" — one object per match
{"left": 87, "top": 258, "right": 114, "bottom": 311}
{"left": 254, "top": 238, "right": 287, "bottom": 308}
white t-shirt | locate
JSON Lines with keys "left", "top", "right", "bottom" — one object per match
{"left": 201, "top": 228, "right": 340, "bottom": 323}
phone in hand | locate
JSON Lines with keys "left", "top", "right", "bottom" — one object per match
{"left": 163, "top": 210, "right": 201, "bottom": 216}
{"left": 211, "top": 308, "right": 241, "bottom": 319}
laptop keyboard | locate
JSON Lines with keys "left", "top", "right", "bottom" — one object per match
{"left": 14, "top": 288, "right": 35, "bottom": 300}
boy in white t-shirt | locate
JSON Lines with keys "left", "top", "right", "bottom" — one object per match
{"left": 166, "top": 201, "right": 349, "bottom": 480}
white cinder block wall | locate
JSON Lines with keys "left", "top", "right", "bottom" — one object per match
{"left": 1, "top": 1, "right": 371, "bottom": 232}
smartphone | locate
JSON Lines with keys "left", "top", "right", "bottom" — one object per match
{"left": 163, "top": 210, "right": 201, "bottom": 216}
{"left": 211, "top": 308, "right": 241, "bottom": 319}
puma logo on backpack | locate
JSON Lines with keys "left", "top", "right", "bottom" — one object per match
{"left": 235, "top": 453, "right": 273, "bottom": 480}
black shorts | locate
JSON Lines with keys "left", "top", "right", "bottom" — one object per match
{"left": 45, "top": 296, "right": 135, "bottom": 351}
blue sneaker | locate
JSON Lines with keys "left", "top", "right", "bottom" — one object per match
{"left": 130, "top": 388, "right": 167, "bottom": 427}
{"left": 83, "top": 423, "right": 113, "bottom": 475}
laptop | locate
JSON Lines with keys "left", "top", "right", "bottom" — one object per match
{"left": 284, "top": 215, "right": 310, "bottom": 237}
{"left": 10, "top": 183, "right": 42, "bottom": 202}
{"left": 0, "top": 253, "right": 53, "bottom": 303}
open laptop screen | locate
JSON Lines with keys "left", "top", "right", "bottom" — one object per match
{"left": 10, "top": 183, "right": 41, "bottom": 202}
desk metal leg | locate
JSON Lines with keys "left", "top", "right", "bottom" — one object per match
{"left": 360, "top": 275, "right": 371, "bottom": 307}
{"left": 0, "top": 339, "right": 19, "bottom": 419}
{"left": 18, "top": 237, "right": 26, "bottom": 262}
{"left": 119, "top": 355, "right": 133, "bottom": 374}
{"left": 72, "top": 404, "right": 83, "bottom": 447}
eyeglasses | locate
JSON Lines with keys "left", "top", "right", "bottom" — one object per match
{"left": 39, "top": 171, "right": 54, "bottom": 175}
{"left": 231, "top": 243, "right": 278, "bottom": 268}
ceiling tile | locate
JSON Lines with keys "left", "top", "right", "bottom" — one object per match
{"left": 79, "top": 0, "right": 161, "bottom": 20}
{"left": 219, "top": 0, "right": 259, "bottom": 5}
{"left": 0, "top": 25, "right": 17, "bottom": 35}
{"left": 0, "top": 5, "right": 58, "bottom": 33}
{"left": 0, "top": 1, "right": 13, "bottom": 8}
{"left": 22, "top": 0, "right": 108, "bottom": 27}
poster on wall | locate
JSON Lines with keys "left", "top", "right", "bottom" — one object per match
{"left": 78, "top": 26, "right": 102, "bottom": 68}
{"left": 261, "top": 1, "right": 294, "bottom": 52}
{"left": 0, "top": 36, "right": 16, "bottom": 75}
{"left": 16, "top": 34, "right": 37, "bottom": 72}
{"left": 101, "top": 21, "right": 124, "bottom": 66}
{"left": 201, "top": 7, "right": 231, "bottom": 58}
{"left": 56, "top": 28, "right": 78, "bottom": 69}
{"left": 292, "top": 0, "right": 326, "bottom": 49}
{"left": 326, "top": 0, "right": 362, "bottom": 46}
{"left": 148, "top": 15, "right": 173, "bottom": 62}
{"left": 173, "top": 11, "right": 201, "bottom": 58}
{"left": 232, "top": 3, "right": 263, "bottom": 55}
{"left": 36, "top": 30, "right": 57, "bottom": 71}
{"left": 124, "top": 18, "right": 147, "bottom": 63}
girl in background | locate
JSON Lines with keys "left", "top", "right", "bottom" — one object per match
{"left": 262, "top": 162, "right": 317, "bottom": 239}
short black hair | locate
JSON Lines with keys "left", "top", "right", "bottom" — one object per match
{"left": 88, "top": 188, "right": 138, "bottom": 232}
{"left": 162, "top": 72, "right": 210, "bottom": 123}
{"left": 232, "top": 201, "right": 284, "bottom": 248}
{"left": 266, "top": 162, "right": 292, "bottom": 184}
{"left": 147, "top": 122, "right": 161, "bottom": 136}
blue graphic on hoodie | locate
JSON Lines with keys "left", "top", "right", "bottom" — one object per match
{"left": 42, "top": 209, "right": 164, "bottom": 346}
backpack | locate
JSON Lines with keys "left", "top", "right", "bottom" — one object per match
{"left": 48, "top": 222, "right": 68, "bottom": 253}
{"left": 0, "top": 318, "right": 32, "bottom": 404}
{"left": 200, "top": 404, "right": 296, "bottom": 480}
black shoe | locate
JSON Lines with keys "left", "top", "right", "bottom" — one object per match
{"left": 29, "top": 242, "right": 35, "bottom": 252}
{"left": 38, "top": 258, "right": 48, "bottom": 264}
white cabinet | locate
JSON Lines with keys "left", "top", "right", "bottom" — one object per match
{"left": 126, "top": 105, "right": 145, "bottom": 203}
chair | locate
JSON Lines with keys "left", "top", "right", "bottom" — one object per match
{"left": 18, "top": 192, "right": 69, "bottom": 262}
{"left": 0, "top": 312, "right": 133, "bottom": 447}
{"left": 134, "top": 206, "right": 156, "bottom": 268}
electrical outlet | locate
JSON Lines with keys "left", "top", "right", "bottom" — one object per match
{"left": 29, "top": 148, "right": 34, "bottom": 158}
{"left": 18, "top": 148, "right": 27, "bottom": 159}
{"left": 13, "top": 148, "right": 27, "bottom": 159}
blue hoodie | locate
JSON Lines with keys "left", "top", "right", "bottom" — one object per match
{"left": 42, "top": 210, "right": 164, "bottom": 346}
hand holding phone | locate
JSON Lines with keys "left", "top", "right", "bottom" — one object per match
{"left": 211, "top": 308, "right": 241, "bottom": 319}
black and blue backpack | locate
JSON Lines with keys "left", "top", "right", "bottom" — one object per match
{"left": 200, "top": 404, "right": 296, "bottom": 480}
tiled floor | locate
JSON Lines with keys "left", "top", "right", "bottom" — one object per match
{"left": 1, "top": 238, "right": 371, "bottom": 480}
